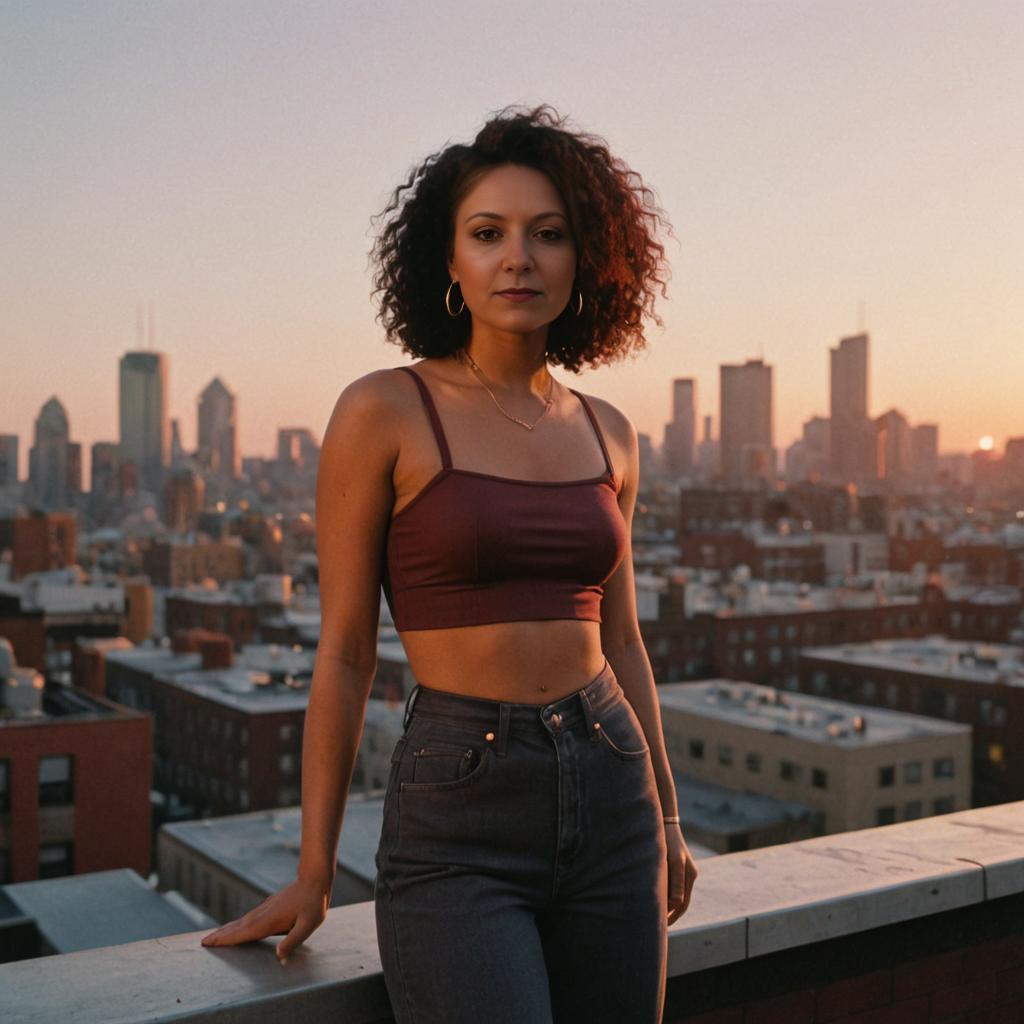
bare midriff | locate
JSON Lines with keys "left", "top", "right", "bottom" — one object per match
{"left": 398, "top": 618, "right": 607, "bottom": 704}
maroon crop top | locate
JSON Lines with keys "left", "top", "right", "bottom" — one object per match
{"left": 381, "top": 365, "right": 628, "bottom": 631}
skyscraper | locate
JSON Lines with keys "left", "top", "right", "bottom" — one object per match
{"left": 719, "top": 358, "right": 774, "bottom": 482}
{"left": 662, "top": 378, "right": 697, "bottom": 477}
{"left": 119, "top": 351, "right": 170, "bottom": 495}
{"left": 197, "top": 377, "right": 239, "bottom": 482}
{"left": 27, "top": 397, "right": 74, "bottom": 509}
{"left": 829, "top": 333, "right": 871, "bottom": 484}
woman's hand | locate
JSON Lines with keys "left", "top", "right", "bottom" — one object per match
{"left": 665, "top": 825, "right": 698, "bottom": 926}
{"left": 200, "top": 875, "right": 333, "bottom": 964}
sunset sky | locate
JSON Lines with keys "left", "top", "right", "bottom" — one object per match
{"left": 3, "top": 1, "right": 1022, "bottom": 482}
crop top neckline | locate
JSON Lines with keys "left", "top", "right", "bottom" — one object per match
{"left": 392, "top": 364, "right": 619, "bottom": 522}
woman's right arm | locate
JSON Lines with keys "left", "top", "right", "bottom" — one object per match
{"left": 201, "top": 369, "right": 400, "bottom": 963}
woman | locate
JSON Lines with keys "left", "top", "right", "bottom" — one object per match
{"left": 201, "top": 104, "right": 699, "bottom": 1023}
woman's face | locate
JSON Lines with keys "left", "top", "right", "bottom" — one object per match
{"left": 448, "top": 164, "right": 577, "bottom": 338}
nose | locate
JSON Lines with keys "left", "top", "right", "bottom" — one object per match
{"left": 503, "top": 231, "right": 534, "bottom": 272}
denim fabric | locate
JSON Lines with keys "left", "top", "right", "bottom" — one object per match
{"left": 373, "top": 657, "right": 668, "bottom": 1023}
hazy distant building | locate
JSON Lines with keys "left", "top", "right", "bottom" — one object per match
{"left": 1005, "top": 438, "right": 1024, "bottom": 489}
{"left": 696, "top": 415, "right": 718, "bottom": 479}
{"left": 662, "top": 378, "right": 697, "bottom": 477}
{"left": 163, "top": 468, "right": 205, "bottom": 534}
{"left": 910, "top": 424, "right": 939, "bottom": 484}
{"left": 197, "top": 378, "right": 239, "bottom": 483}
{"left": 829, "top": 333, "right": 872, "bottom": 484}
{"left": 0, "top": 435, "right": 19, "bottom": 488}
{"left": 89, "top": 443, "right": 120, "bottom": 503}
{"left": 119, "top": 352, "right": 170, "bottom": 495}
{"left": 277, "top": 428, "right": 319, "bottom": 472}
{"left": 874, "top": 408, "right": 913, "bottom": 485}
{"left": 637, "top": 432, "right": 656, "bottom": 486}
{"left": 785, "top": 416, "right": 831, "bottom": 484}
{"left": 720, "top": 359, "right": 774, "bottom": 482}
{"left": 27, "top": 397, "right": 79, "bottom": 510}
{"left": 170, "top": 419, "right": 187, "bottom": 468}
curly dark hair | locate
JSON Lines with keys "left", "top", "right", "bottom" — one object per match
{"left": 368, "top": 104, "right": 672, "bottom": 373}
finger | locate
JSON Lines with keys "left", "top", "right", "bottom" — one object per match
{"left": 203, "top": 910, "right": 286, "bottom": 947}
{"left": 276, "top": 916, "right": 319, "bottom": 963}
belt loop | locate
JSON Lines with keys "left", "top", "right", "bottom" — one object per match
{"left": 578, "top": 681, "right": 600, "bottom": 743}
{"left": 497, "top": 702, "right": 511, "bottom": 758}
{"left": 403, "top": 683, "right": 420, "bottom": 732}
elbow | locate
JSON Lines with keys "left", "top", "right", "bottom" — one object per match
{"left": 600, "top": 630, "right": 645, "bottom": 660}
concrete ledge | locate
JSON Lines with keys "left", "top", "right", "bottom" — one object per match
{"left": 2, "top": 802, "right": 1023, "bottom": 1023}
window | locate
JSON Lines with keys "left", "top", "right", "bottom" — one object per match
{"left": 878, "top": 765, "right": 895, "bottom": 787}
{"left": 279, "top": 723, "right": 295, "bottom": 743}
{"left": 688, "top": 739, "right": 704, "bottom": 760}
{"left": 0, "top": 848, "right": 11, "bottom": 884}
{"left": 904, "top": 761, "right": 922, "bottom": 784}
{"left": 989, "top": 743, "right": 1004, "bottom": 764}
{"left": 718, "top": 745, "right": 733, "bottom": 767}
{"left": 0, "top": 760, "right": 9, "bottom": 814}
{"left": 742, "top": 649, "right": 756, "bottom": 667}
{"left": 39, "top": 756, "right": 73, "bottom": 806}
{"left": 876, "top": 806, "right": 897, "bottom": 825}
{"left": 934, "top": 795, "right": 955, "bottom": 814}
{"left": 933, "top": 757, "right": 954, "bottom": 779}
{"left": 745, "top": 752, "right": 761, "bottom": 773}
{"left": 886, "top": 684, "right": 900, "bottom": 707}
{"left": 812, "top": 768, "right": 828, "bottom": 789}
{"left": 39, "top": 841, "right": 73, "bottom": 878}
{"left": 780, "top": 760, "right": 802, "bottom": 782}
{"left": 279, "top": 753, "right": 295, "bottom": 774}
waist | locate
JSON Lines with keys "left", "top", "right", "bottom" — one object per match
{"left": 404, "top": 657, "right": 622, "bottom": 733}
{"left": 398, "top": 619, "right": 604, "bottom": 702}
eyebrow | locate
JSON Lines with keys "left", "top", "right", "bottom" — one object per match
{"left": 464, "top": 211, "right": 568, "bottom": 224}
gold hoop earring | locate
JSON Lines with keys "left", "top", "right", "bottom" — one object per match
{"left": 572, "top": 287, "right": 583, "bottom": 316}
{"left": 445, "top": 281, "right": 465, "bottom": 317}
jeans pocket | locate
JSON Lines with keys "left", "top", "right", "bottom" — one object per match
{"left": 399, "top": 718, "right": 493, "bottom": 793}
{"left": 596, "top": 697, "right": 650, "bottom": 761}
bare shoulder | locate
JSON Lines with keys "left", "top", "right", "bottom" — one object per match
{"left": 573, "top": 389, "right": 637, "bottom": 454}
{"left": 323, "top": 367, "right": 417, "bottom": 442}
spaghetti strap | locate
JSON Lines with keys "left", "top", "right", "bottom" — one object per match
{"left": 397, "top": 366, "right": 452, "bottom": 469}
{"left": 569, "top": 389, "right": 614, "bottom": 478}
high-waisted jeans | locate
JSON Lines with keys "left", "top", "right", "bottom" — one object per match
{"left": 373, "top": 657, "right": 668, "bottom": 1023}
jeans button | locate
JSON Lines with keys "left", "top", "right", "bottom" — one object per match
{"left": 551, "top": 712, "right": 562, "bottom": 728}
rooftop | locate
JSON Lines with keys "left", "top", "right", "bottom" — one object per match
{"left": 802, "top": 635, "right": 1024, "bottom": 686}
{"left": 658, "top": 678, "right": 970, "bottom": 746}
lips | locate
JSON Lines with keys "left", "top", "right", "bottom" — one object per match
{"left": 498, "top": 289, "right": 540, "bottom": 295}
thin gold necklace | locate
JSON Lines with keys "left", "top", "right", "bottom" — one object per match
{"left": 458, "top": 350, "right": 555, "bottom": 431}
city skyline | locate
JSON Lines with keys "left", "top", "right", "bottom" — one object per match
{"left": 4, "top": 2, "right": 1022, "bottom": 480}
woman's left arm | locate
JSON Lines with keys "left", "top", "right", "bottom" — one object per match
{"left": 597, "top": 399, "right": 698, "bottom": 924}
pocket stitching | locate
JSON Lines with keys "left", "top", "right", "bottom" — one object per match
{"left": 400, "top": 745, "right": 493, "bottom": 792}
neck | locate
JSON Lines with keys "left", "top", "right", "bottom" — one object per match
{"left": 456, "top": 327, "right": 552, "bottom": 396}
